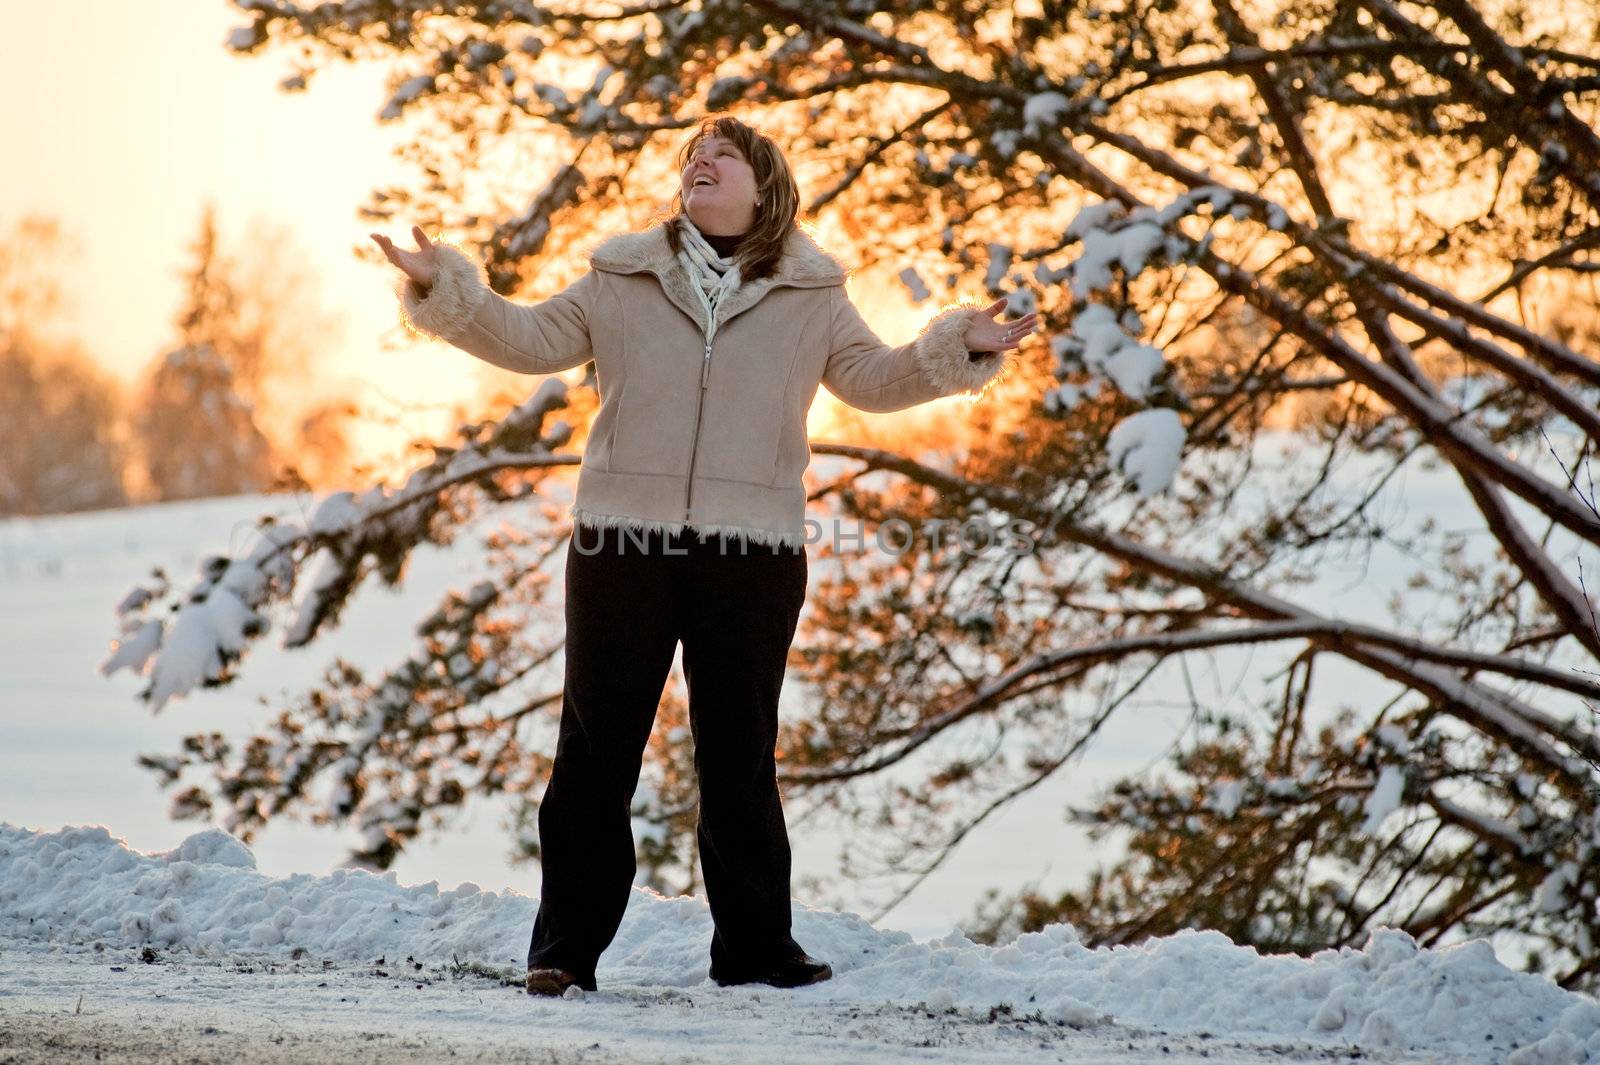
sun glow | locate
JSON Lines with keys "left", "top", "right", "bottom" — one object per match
{"left": 806, "top": 269, "right": 1001, "bottom": 458}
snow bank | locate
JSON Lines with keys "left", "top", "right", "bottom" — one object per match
{"left": 3, "top": 822, "right": 1597, "bottom": 1062}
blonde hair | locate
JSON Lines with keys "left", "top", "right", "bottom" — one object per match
{"left": 663, "top": 114, "right": 801, "bottom": 282}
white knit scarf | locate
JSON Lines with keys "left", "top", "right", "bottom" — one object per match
{"left": 675, "top": 216, "right": 745, "bottom": 346}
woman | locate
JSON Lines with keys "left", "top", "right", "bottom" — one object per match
{"left": 371, "top": 115, "right": 1035, "bottom": 997}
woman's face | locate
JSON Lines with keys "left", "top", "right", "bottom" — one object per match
{"left": 681, "top": 134, "right": 760, "bottom": 235}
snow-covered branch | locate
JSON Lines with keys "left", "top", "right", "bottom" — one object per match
{"left": 103, "top": 381, "right": 578, "bottom": 711}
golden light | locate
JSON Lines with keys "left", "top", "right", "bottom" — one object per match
{"left": 807, "top": 267, "right": 1002, "bottom": 457}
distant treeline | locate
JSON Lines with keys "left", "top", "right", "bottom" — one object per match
{"left": 0, "top": 209, "right": 356, "bottom": 516}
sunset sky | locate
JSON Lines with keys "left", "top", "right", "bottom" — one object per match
{"left": 1, "top": 1, "right": 526, "bottom": 467}
{"left": 1, "top": 0, "right": 968, "bottom": 477}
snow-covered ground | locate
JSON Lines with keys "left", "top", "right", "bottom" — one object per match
{"left": 5, "top": 822, "right": 1599, "bottom": 1064}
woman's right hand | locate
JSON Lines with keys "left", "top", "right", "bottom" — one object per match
{"left": 369, "top": 225, "right": 439, "bottom": 291}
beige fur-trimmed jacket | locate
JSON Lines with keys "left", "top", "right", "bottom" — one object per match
{"left": 396, "top": 221, "right": 1013, "bottom": 549}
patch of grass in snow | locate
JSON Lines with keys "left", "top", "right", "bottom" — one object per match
{"left": 440, "top": 954, "right": 520, "bottom": 987}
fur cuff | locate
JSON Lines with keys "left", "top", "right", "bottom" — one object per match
{"left": 913, "top": 303, "right": 1014, "bottom": 398}
{"left": 397, "top": 242, "right": 493, "bottom": 343}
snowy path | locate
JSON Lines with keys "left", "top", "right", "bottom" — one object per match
{"left": 3, "top": 823, "right": 1597, "bottom": 1064}
{"left": 3, "top": 942, "right": 1427, "bottom": 1065}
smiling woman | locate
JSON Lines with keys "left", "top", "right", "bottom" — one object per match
{"left": 368, "top": 112, "right": 1032, "bottom": 1001}
{"left": 664, "top": 119, "right": 796, "bottom": 284}
{"left": 682, "top": 134, "right": 761, "bottom": 229}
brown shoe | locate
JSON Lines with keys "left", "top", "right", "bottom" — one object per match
{"left": 525, "top": 966, "right": 582, "bottom": 996}
{"left": 711, "top": 952, "right": 833, "bottom": 989}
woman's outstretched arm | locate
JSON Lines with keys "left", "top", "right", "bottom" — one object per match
{"left": 821, "top": 288, "right": 1026, "bottom": 413}
{"left": 373, "top": 228, "right": 596, "bottom": 376}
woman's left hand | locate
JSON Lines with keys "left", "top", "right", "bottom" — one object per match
{"left": 964, "top": 298, "right": 1039, "bottom": 353}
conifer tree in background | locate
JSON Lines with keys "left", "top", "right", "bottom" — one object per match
{"left": 0, "top": 215, "right": 128, "bottom": 515}
{"left": 132, "top": 204, "right": 352, "bottom": 499}
{"left": 133, "top": 341, "right": 276, "bottom": 501}
{"left": 105, "top": 0, "right": 1600, "bottom": 988}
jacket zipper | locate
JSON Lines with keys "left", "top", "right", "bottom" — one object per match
{"left": 683, "top": 336, "right": 713, "bottom": 520}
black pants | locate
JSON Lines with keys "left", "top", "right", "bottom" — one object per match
{"left": 527, "top": 521, "right": 809, "bottom": 989}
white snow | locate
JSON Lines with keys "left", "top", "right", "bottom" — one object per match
{"left": 1065, "top": 200, "right": 1123, "bottom": 241}
{"left": 984, "top": 241, "right": 1013, "bottom": 293}
{"left": 3, "top": 822, "right": 1599, "bottom": 1062}
{"left": 897, "top": 266, "right": 931, "bottom": 303}
{"left": 1043, "top": 382, "right": 1083, "bottom": 415}
{"left": 1106, "top": 408, "right": 1187, "bottom": 495}
{"left": 1375, "top": 723, "right": 1411, "bottom": 754}
{"left": 223, "top": 25, "right": 259, "bottom": 52}
{"left": 142, "top": 589, "right": 258, "bottom": 711}
{"left": 97, "top": 617, "right": 162, "bottom": 677}
{"left": 1003, "top": 287, "right": 1037, "bottom": 317}
{"left": 284, "top": 545, "right": 345, "bottom": 645}
{"left": 1071, "top": 222, "right": 1167, "bottom": 297}
{"left": 308, "top": 489, "right": 363, "bottom": 535}
{"left": 1070, "top": 303, "right": 1167, "bottom": 400}
{"left": 1022, "top": 91, "right": 1071, "bottom": 136}
{"left": 379, "top": 74, "right": 435, "bottom": 121}
{"left": 1361, "top": 765, "right": 1406, "bottom": 834}
{"left": 1208, "top": 780, "right": 1246, "bottom": 818}
{"left": 1537, "top": 862, "right": 1580, "bottom": 914}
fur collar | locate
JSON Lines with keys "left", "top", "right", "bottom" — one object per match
{"left": 585, "top": 221, "right": 849, "bottom": 335}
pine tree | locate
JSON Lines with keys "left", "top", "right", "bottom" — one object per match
{"left": 133, "top": 342, "right": 276, "bottom": 501}
{"left": 131, "top": 205, "right": 346, "bottom": 498}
